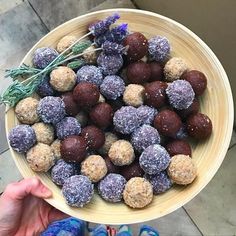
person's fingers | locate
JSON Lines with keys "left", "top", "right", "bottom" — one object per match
{"left": 2, "top": 178, "right": 52, "bottom": 201}
{"left": 48, "top": 207, "right": 70, "bottom": 224}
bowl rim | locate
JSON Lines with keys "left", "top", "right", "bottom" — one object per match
{"left": 5, "top": 8, "right": 234, "bottom": 224}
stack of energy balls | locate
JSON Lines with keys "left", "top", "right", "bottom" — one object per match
{"left": 8, "top": 14, "right": 212, "bottom": 209}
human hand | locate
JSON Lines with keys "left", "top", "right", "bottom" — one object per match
{"left": 0, "top": 178, "right": 68, "bottom": 236}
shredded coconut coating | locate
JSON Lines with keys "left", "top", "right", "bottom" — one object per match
{"left": 98, "top": 132, "right": 118, "bottom": 155}
{"left": 32, "top": 122, "right": 54, "bottom": 145}
{"left": 56, "top": 35, "right": 77, "bottom": 53}
{"left": 83, "top": 45, "right": 98, "bottom": 64}
{"left": 51, "top": 139, "right": 61, "bottom": 160}
{"left": 123, "top": 84, "right": 145, "bottom": 107}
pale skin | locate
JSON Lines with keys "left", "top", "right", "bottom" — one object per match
{"left": 0, "top": 178, "right": 68, "bottom": 236}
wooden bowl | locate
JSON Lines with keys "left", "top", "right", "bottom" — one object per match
{"left": 5, "top": 9, "right": 234, "bottom": 224}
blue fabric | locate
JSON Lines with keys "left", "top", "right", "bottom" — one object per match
{"left": 139, "top": 225, "right": 159, "bottom": 236}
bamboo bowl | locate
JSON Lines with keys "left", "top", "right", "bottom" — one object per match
{"left": 5, "top": 9, "right": 234, "bottom": 224}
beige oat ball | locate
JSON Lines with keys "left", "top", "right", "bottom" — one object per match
{"left": 98, "top": 93, "right": 106, "bottom": 103}
{"left": 26, "top": 143, "right": 55, "bottom": 172}
{"left": 51, "top": 139, "right": 61, "bottom": 160}
{"left": 168, "top": 154, "right": 197, "bottom": 185}
{"left": 32, "top": 122, "right": 54, "bottom": 145}
{"left": 108, "top": 140, "right": 135, "bottom": 166}
{"left": 15, "top": 97, "right": 39, "bottom": 124}
{"left": 81, "top": 155, "right": 107, "bottom": 182}
{"left": 98, "top": 132, "right": 119, "bottom": 155}
{"left": 82, "top": 45, "right": 98, "bottom": 64}
{"left": 123, "top": 84, "right": 145, "bottom": 107}
{"left": 50, "top": 66, "right": 76, "bottom": 92}
{"left": 75, "top": 111, "right": 88, "bottom": 127}
{"left": 123, "top": 177, "right": 153, "bottom": 208}
{"left": 164, "top": 57, "right": 189, "bottom": 82}
{"left": 56, "top": 35, "right": 77, "bottom": 53}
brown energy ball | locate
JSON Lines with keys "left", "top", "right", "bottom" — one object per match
{"left": 15, "top": 97, "right": 39, "bottom": 124}
{"left": 149, "top": 62, "right": 164, "bottom": 81}
{"left": 108, "top": 140, "right": 135, "bottom": 166}
{"left": 73, "top": 82, "right": 100, "bottom": 107}
{"left": 181, "top": 70, "right": 207, "bottom": 96}
{"left": 89, "top": 103, "right": 114, "bottom": 128}
{"left": 123, "top": 84, "right": 145, "bottom": 107}
{"left": 123, "top": 32, "right": 148, "bottom": 61}
{"left": 120, "top": 161, "right": 144, "bottom": 180}
{"left": 81, "top": 155, "right": 107, "bottom": 182}
{"left": 104, "top": 155, "right": 120, "bottom": 174}
{"left": 126, "top": 61, "right": 151, "bottom": 84}
{"left": 166, "top": 140, "right": 192, "bottom": 157}
{"left": 61, "top": 135, "right": 87, "bottom": 163}
{"left": 83, "top": 45, "right": 98, "bottom": 64}
{"left": 81, "top": 125, "right": 105, "bottom": 150}
{"left": 164, "top": 57, "right": 189, "bottom": 82}
{"left": 123, "top": 177, "right": 153, "bottom": 208}
{"left": 50, "top": 66, "right": 76, "bottom": 92}
{"left": 144, "top": 81, "right": 168, "bottom": 108}
{"left": 61, "top": 92, "right": 79, "bottom": 116}
{"left": 51, "top": 139, "right": 61, "bottom": 160}
{"left": 32, "top": 122, "right": 54, "bottom": 145}
{"left": 26, "top": 143, "right": 55, "bottom": 172}
{"left": 98, "top": 132, "right": 119, "bottom": 155}
{"left": 56, "top": 35, "right": 77, "bottom": 53}
{"left": 186, "top": 113, "right": 212, "bottom": 139}
{"left": 154, "top": 110, "right": 182, "bottom": 137}
{"left": 178, "top": 98, "right": 200, "bottom": 120}
{"left": 168, "top": 154, "right": 197, "bottom": 185}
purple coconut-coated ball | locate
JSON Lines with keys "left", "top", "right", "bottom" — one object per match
{"left": 76, "top": 65, "right": 103, "bottom": 87}
{"left": 139, "top": 144, "right": 170, "bottom": 175}
{"left": 98, "top": 173, "right": 126, "bottom": 202}
{"left": 62, "top": 175, "right": 94, "bottom": 207}
{"left": 33, "top": 47, "right": 59, "bottom": 69}
{"left": 100, "top": 75, "right": 125, "bottom": 100}
{"left": 51, "top": 159, "right": 77, "bottom": 186}
{"left": 137, "top": 105, "right": 158, "bottom": 125}
{"left": 166, "top": 80, "right": 195, "bottom": 110}
{"left": 131, "top": 125, "right": 161, "bottom": 153}
{"left": 148, "top": 36, "right": 170, "bottom": 62}
{"left": 8, "top": 125, "right": 36, "bottom": 153}
{"left": 37, "top": 76, "right": 55, "bottom": 97}
{"left": 56, "top": 117, "right": 81, "bottom": 140}
{"left": 145, "top": 171, "right": 172, "bottom": 194}
{"left": 37, "top": 96, "right": 66, "bottom": 124}
{"left": 97, "top": 52, "right": 123, "bottom": 75}
{"left": 113, "top": 106, "right": 141, "bottom": 134}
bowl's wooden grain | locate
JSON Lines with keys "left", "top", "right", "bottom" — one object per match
{"left": 5, "top": 9, "right": 234, "bottom": 224}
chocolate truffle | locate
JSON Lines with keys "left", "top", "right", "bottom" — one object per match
{"left": 148, "top": 36, "right": 170, "bottom": 62}
{"left": 120, "top": 161, "right": 144, "bottom": 180}
{"left": 98, "top": 173, "right": 126, "bottom": 202}
{"left": 181, "top": 70, "right": 207, "bottom": 96}
{"left": 32, "top": 122, "right": 54, "bottom": 145}
{"left": 154, "top": 110, "right": 182, "bottom": 137}
{"left": 56, "top": 35, "right": 77, "bottom": 53}
{"left": 178, "top": 98, "right": 199, "bottom": 120}
{"left": 50, "top": 66, "right": 76, "bottom": 92}
{"left": 123, "top": 32, "right": 148, "bottom": 61}
{"left": 26, "top": 143, "right": 55, "bottom": 172}
{"left": 145, "top": 171, "right": 172, "bottom": 194}
{"left": 168, "top": 154, "right": 197, "bottom": 185}
{"left": 33, "top": 47, "right": 59, "bottom": 69}
{"left": 89, "top": 103, "right": 114, "bottom": 128}
{"left": 123, "top": 177, "right": 153, "bottom": 208}
{"left": 100, "top": 75, "right": 125, "bottom": 100}
{"left": 37, "top": 96, "right": 66, "bottom": 124}
{"left": 37, "top": 76, "right": 55, "bottom": 97}
{"left": 51, "top": 139, "right": 61, "bottom": 160}
{"left": 62, "top": 175, "right": 94, "bottom": 207}
{"left": 123, "top": 84, "right": 145, "bottom": 107}
{"left": 149, "top": 62, "right": 164, "bottom": 81}
{"left": 56, "top": 117, "right": 81, "bottom": 140}
{"left": 51, "top": 159, "right": 77, "bottom": 186}
{"left": 83, "top": 45, "right": 98, "bottom": 64}
{"left": 166, "top": 140, "right": 192, "bottom": 157}
{"left": 75, "top": 111, "right": 88, "bottom": 127}
{"left": 81, "top": 125, "right": 105, "bottom": 150}
{"left": 144, "top": 81, "right": 168, "bottom": 108}
{"left": 137, "top": 105, "right": 157, "bottom": 125}
{"left": 186, "top": 113, "right": 212, "bottom": 139}
{"left": 73, "top": 82, "right": 100, "bottom": 107}
{"left": 61, "top": 135, "right": 87, "bottom": 163}
{"left": 108, "top": 140, "right": 135, "bottom": 166}
{"left": 126, "top": 61, "right": 151, "bottom": 84}
{"left": 8, "top": 125, "right": 36, "bottom": 153}
{"left": 81, "top": 155, "right": 107, "bottom": 182}
{"left": 131, "top": 125, "right": 161, "bottom": 153}
{"left": 97, "top": 52, "right": 123, "bottom": 75}
{"left": 103, "top": 155, "right": 120, "bottom": 174}
{"left": 113, "top": 106, "right": 141, "bottom": 134}
{"left": 166, "top": 80, "right": 195, "bottom": 110}
{"left": 164, "top": 57, "right": 188, "bottom": 82}
{"left": 98, "top": 132, "right": 119, "bottom": 155}
{"left": 61, "top": 92, "right": 79, "bottom": 116}
{"left": 15, "top": 97, "right": 39, "bottom": 125}
{"left": 139, "top": 144, "right": 170, "bottom": 174}
{"left": 76, "top": 65, "right": 103, "bottom": 87}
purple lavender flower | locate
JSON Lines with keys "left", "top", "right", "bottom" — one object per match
{"left": 101, "top": 41, "right": 125, "bottom": 55}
